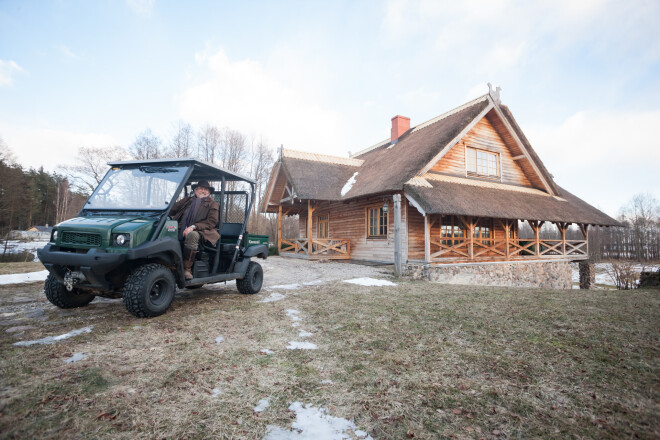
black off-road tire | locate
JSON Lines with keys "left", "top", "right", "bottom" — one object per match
{"left": 236, "top": 261, "right": 263, "bottom": 294}
{"left": 44, "top": 274, "right": 95, "bottom": 308}
{"left": 122, "top": 264, "right": 176, "bottom": 318}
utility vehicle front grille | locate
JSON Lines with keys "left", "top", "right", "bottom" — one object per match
{"left": 61, "top": 231, "right": 101, "bottom": 247}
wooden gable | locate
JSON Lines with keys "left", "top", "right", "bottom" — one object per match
{"left": 425, "top": 108, "right": 549, "bottom": 191}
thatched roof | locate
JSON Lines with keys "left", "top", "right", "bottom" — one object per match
{"left": 405, "top": 174, "right": 619, "bottom": 225}
{"left": 264, "top": 93, "right": 619, "bottom": 226}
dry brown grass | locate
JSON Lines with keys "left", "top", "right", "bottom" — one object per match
{"left": 0, "top": 277, "right": 658, "bottom": 439}
{"left": 0, "top": 262, "right": 42, "bottom": 275}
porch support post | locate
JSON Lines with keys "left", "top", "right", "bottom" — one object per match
{"left": 393, "top": 194, "right": 402, "bottom": 276}
{"left": 307, "top": 200, "right": 313, "bottom": 254}
{"left": 556, "top": 222, "right": 568, "bottom": 256}
{"left": 424, "top": 214, "right": 430, "bottom": 263}
{"left": 503, "top": 219, "right": 511, "bottom": 260}
{"left": 277, "top": 205, "right": 282, "bottom": 253}
{"left": 467, "top": 216, "right": 474, "bottom": 260}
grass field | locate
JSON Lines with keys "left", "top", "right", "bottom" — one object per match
{"left": 0, "top": 274, "right": 658, "bottom": 439}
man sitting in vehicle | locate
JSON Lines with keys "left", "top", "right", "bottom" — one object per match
{"left": 169, "top": 180, "right": 220, "bottom": 280}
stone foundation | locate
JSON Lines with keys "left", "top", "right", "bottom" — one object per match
{"left": 578, "top": 261, "right": 595, "bottom": 289}
{"left": 403, "top": 260, "right": 572, "bottom": 290}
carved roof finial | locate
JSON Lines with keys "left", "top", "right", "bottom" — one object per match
{"left": 487, "top": 82, "right": 502, "bottom": 105}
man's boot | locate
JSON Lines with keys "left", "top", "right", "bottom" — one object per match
{"left": 183, "top": 248, "right": 196, "bottom": 280}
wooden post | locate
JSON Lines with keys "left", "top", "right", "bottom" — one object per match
{"left": 467, "top": 216, "right": 474, "bottom": 260}
{"left": 532, "top": 220, "right": 540, "bottom": 257}
{"left": 393, "top": 194, "right": 402, "bottom": 276}
{"left": 558, "top": 222, "right": 567, "bottom": 256}
{"left": 424, "top": 214, "right": 430, "bottom": 263}
{"left": 277, "top": 205, "right": 282, "bottom": 252}
{"left": 504, "top": 219, "right": 511, "bottom": 260}
{"left": 307, "top": 200, "right": 313, "bottom": 254}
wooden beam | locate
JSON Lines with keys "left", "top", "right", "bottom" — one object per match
{"left": 307, "top": 200, "right": 313, "bottom": 247}
{"left": 393, "top": 194, "right": 402, "bottom": 276}
{"left": 277, "top": 205, "right": 282, "bottom": 253}
{"left": 512, "top": 154, "right": 526, "bottom": 161}
{"left": 424, "top": 214, "right": 430, "bottom": 263}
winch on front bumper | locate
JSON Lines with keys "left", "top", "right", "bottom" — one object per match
{"left": 37, "top": 244, "right": 126, "bottom": 290}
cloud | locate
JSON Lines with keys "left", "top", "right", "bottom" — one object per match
{"left": 56, "top": 45, "right": 78, "bottom": 59}
{"left": 525, "top": 109, "right": 660, "bottom": 215}
{"left": 126, "top": 0, "right": 155, "bottom": 16}
{"left": 178, "top": 48, "right": 349, "bottom": 155}
{"left": 0, "top": 124, "right": 117, "bottom": 171}
{"left": 0, "top": 60, "right": 25, "bottom": 87}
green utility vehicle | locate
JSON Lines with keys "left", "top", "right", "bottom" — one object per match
{"left": 38, "top": 159, "right": 268, "bottom": 318}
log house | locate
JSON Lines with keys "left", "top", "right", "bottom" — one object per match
{"left": 262, "top": 87, "right": 619, "bottom": 272}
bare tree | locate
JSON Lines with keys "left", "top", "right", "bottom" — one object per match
{"left": 0, "top": 136, "right": 17, "bottom": 165}
{"left": 198, "top": 124, "right": 221, "bottom": 163}
{"left": 130, "top": 129, "right": 162, "bottom": 160}
{"left": 60, "top": 146, "right": 128, "bottom": 193}
{"left": 620, "top": 193, "right": 660, "bottom": 261}
{"left": 166, "top": 121, "right": 195, "bottom": 158}
{"left": 247, "top": 139, "right": 274, "bottom": 232}
{"left": 221, "top": 128, "right": 247, "bottom": 173}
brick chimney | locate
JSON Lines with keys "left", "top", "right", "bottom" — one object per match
{"left": 391, "top": 115, "right": 410, "bottom": 143}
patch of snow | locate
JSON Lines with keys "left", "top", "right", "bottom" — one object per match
{"left": 258, "top": 292, "right": 286, "bottom": 303}
{"left": 271, "top": 283, "right": 301, "bottom": 290}
{"left": 260, "top": 348, "right": 275, "bottom": 355}
{"left": 321, "top": 379, "right": 334, "bottom": 385}
{"left": 64, "top": 352, "right": 87, "bottom": 363}
{"left": 13, "top": 326, "right": 93, "bottom": 346}
{"left": 0, "top": 270, "right": 48, "bottom": 285}
{"left": 286, "top": 309, "right": 301, "bottom": 321}
{"left": 211, "top": 387, "right": 223, "bottom": 398}
{"left": 254, "top": 397, "right": 271, "bottom": 412}
{"left": 343, "top": 277, "right": 397, "bottom": 287}
{"left": 298, "top": 329, "right": 313, "bottom": 338}
{"left": 302, "top": 280, "right": 326, "bottom": 286}
{"left": 287, "top": 341, "right": 318, "bottom": 350}
{"left": 340, "top": 172, "right": 358, "bottom": 197}
{"left": 215, "top": 336, "right": 225, "bottom": 344}
{"left": 0, "top": 239, "right": 49, "bottom": 261}
{"left": 263, "top": 401, "right": 372, "bottom": 440}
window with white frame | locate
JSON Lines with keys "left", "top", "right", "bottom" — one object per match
{"left": 466, "top": 146, "right": 499, "bottom": 178}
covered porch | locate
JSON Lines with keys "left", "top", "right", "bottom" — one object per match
{"left": 420, "top": 215, "right": 589, "bottom": 264}
{"left": 276, "top": 201, "right": 351, "bottom": 260}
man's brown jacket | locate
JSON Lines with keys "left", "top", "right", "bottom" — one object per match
{"left": 169, "top": 196, "right": 221, "bottom": 245}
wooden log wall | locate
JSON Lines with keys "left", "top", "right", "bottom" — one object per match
{"left": 429, "top": 111, "right": 534, "bottom": 188}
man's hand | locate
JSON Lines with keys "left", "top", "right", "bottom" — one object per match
{"left": 183, "top": 226, "right": 195, "bottom": 237}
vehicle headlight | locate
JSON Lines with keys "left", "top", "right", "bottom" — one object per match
{"left": 112, "top": 233, "right": 130, "bottom": 247}
{"left": 51, "top": 229, "right": 58, "bottom": 242}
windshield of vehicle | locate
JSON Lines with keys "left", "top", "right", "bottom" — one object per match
{"left": 86, "top": 166, "right": 187, "bottom": 210}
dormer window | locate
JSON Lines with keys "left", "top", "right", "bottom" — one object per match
{"left": 466, "top": 146, "right": 499, "bottom": 178}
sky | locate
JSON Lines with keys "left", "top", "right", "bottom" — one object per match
{"left": 0, "top": 0, "right": 658, "bottom": 217}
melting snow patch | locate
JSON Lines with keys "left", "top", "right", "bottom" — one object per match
{"left": 263, "top": 401, "right": 372, "bottom": 440}
{"left": 321, "top": 379, "right": 334, "bottom": 385}
{"left": 64, "top": 352, "right": 87, "bottom": 363}
{"left": 286, "top": 309, "right": 302, "bottom": 321}
{"left": 298, "top": 329, "right": 313, "bottom": 338}
{"left": 258, "top": 292, "right": 286, "bottom": 303}
{"left": 303, "top": 280, "right": 326, "bottom": 286}
{"left": 271, "top": 283, "right": 301, "bottom": 290}
{"left": 343, "top": 277, "right": 397, "bottom": 287}
{"left": 340, "top": 172, "right": 359, "bottom": 197}
{"left": 13, "top": 326, "right": 93, "bottom": 346}
{"left": 260, "top": 348, "right": 275, "bottom": 355}
{"left": 287, "top": 341, "right": 317, "bottom": 350}
{"left": 254, "top": 398, "right": 271, "bottom": 412}
{"left": 215, "top": 336, "right": 225, "bottom": 344}
{"left": 211, "top": 387, "right": 223, "bottom": 398}
{"left": 0, "top": 270, "right": 49, "bottom": 285}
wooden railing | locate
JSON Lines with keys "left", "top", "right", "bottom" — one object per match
{"left": 280, "top": 238, "right": 350, "bottom": 259}
{"left": 429, "top": 238, "right": 587, "bottom": 262}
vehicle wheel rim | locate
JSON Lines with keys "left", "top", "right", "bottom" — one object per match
{"left": 149, "top": 280, "right": 169, "bottom": 305}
